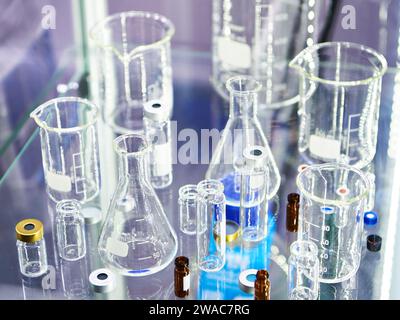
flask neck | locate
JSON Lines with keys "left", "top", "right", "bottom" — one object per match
{"left": 118, "top": 153, "right": 149, "bottom": 183}
{"left": 230, "top": 92, "right": 257, "bottom": 118}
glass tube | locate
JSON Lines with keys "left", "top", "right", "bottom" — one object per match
{"left": 288, "top": 240, "right": 319, "bottom": 300}
{"left": 197, "top": 179, "right": 226, "bottom": 272}
{"left": 56, "top": 200, "right": 86, "bottom": 261}
{"left": 179, "top": 185, "right": 198, "bottom": 235}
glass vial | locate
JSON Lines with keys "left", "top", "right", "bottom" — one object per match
{"left": 16, "top": 219, "right": 48, "bottom": 277}
{"left": 174, "top": 256, "right": 190, "bottom": 298}
{"left": 144, "top": 102, "right": 173, "bottom": 189}
{"left": 56, "top": 199, "right": 86, "bottom": 261}
{"left": 288, "top": 240, "right": 319, "bottom": 300}
{"left": 286, "top": 193, "right": 300, "bottom": 232}
{"left": 197, "top": 179, "right": 226, "bottom": 272}
{"left": 254, "top": 269, "right": 270, "bottom": 300}
{"left": 179, "top": 185, "right": 198, "bottom": 235}
{"left": 240, "top": 145, "right": 269, "bottom": 242}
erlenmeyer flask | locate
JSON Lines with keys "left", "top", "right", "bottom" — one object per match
{"left": 289, "top": 42, "right": 387, "bottom": 169}
{"left": 30, "top": 97, "right": 100, "bottom": 203}
{"left": 90, "top": 11, "right": 175, "bottom": 133}
{"left": 98, "top": 134, "right": 177, "bottom": 276}
{"left": 206, "top": 76, "right": 281, "bottom": 222}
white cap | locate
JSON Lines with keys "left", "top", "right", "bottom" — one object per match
{"left": 89, "top": 268, "right": 116, "bottom": 293}
{"left": 81, "top": 206, "right": 102, "bottom": 225}
{"left": 239, "top": 269, "right": 258, "bottom": 294}
{"left": 143, "top": 101, "right": 169, "bottom": 122}
{"left": 243, "top": 146, "right": 267, "bottom": 168}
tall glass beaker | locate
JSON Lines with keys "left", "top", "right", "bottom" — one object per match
{"left": 30, "top": 97, "right": 100, "bottom": 203}
{"left": 206, "top": 76, "right": 280, "bottom": 223}
{"left": 212, "top": 0, "right": 320, "bottom": 109}
{"left": 98, "top": 134, "right": 177, "bottom": 276}
{"left": 90, "top": 11, "right": 175, "bottom": 133}
{"left": 296, "top": 163, "right": 370, "bottom": 283}
{"left": 289, "top": 42, "right": 387, "bottom": 169}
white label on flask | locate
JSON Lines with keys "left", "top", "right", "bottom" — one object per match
{"left": 183, "top": 274, "right": 190, "bottom": 291}
{"left": 217, "top": 36, "right": 251, "bottom": 70}
{"left": 46, "top": 171, "right": 72, "bottom": 192}
{"left": 309, "top": 135, "right": 341, "bottom": 160}
{"left": 106, "top": 237, "right": 129, "bottom": 258}
{"left": 153, "top": 142, "right": 172, "bottom": 177}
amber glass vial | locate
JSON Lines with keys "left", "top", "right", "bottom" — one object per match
{"left": 286, "top": 193, "right": 300, "bottom": 232}
{"left": 174, "top": 256, "right": 190, "bottom": 298}
{"left": 254, "top": 270, "right": 270, "bottom": 300}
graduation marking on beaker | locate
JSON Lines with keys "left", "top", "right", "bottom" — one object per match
{"left": 345, "top": 113, "right": 361, "bottom": 162}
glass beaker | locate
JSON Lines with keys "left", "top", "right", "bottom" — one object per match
{"left": 212, "top": 0, "right": 320, "bottom": 109}
{"left": 30, "top": 97, "right": 100, "bottom": 203}
{"left": 98, "top": 134, "right": 177, "bottom": 276}
{"left": 296, "top": 163, "right": 370, "bottom": 283}
{"left": 90, "top": 11, "right": 175, "bottom": 133}
{"left": 289, "top": 42, "right": 387, "bottom": 169}
{"left": 206, "top": 76, "right": 280, "bottom": 223}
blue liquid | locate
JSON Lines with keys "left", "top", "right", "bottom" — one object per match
{"left": 221, "top": 172, "right": 259, "bottom": 225}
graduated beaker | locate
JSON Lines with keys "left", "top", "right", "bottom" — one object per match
{"left": 212, "top": 0, "right": 320, "bottom": 108}
{"left": 290, "top": 42, "right": 387, "bottom": 169}
{"left": 30, "top": 97, "right": 100, "bottom": 203}
{"left": 90, "top": 11, "right": 174, "bottom": 133}
{"left": 296, "top": 163, "right": 369, "bottom": 283}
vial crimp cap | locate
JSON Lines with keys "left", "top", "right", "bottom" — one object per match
{"left": 16, "top": 219, "right": 44, "bottom": 243}
{"left": 89, "top": 268, "right": 116, "bottom": 293}
{"left": 143, "top": 102, "right": 169, "bottom": 122}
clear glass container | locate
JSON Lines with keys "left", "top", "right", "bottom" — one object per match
{"left": 197, "top": 179, "right": 226, "bottom": 272}
{"left": 239, "top": 145, "right": 269, "bottom": 242}
{"left": 144, "top": 102, "right": 173, "bottom": 189}
{"left": 289, "top": 42, "right": 387, "bottom": 169}
{"left": 90, "top": 11, "right": 175, "bottom": 133}
{"left": 212, "top": 0, "right": 321, "bottom": 109}
{"left": 98, "top": 134, "right": 178, "bottom": 276}
{"left": 16, "top": 219, "right": 48, "bottom": 277}
{"left": 30, "top": 97, "right": 101, "bottom": 203}
{"left": 296, "top": 163, "right": 370, "bottom": 283}
{"left": 56, "top": 199, "right": 86, "bottom": 261}
{"left": 179, "top": 185, "right": 198, "bottom": 235}
{"left": 206, "top": 76, "right": 280, "bottom": 223}
{"left": 288, "top": 240, "right": 319, "bottom": 300}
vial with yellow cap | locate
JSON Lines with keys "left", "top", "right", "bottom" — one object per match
{"left": 16, "top": 219, "right": 48, "bottom": 277}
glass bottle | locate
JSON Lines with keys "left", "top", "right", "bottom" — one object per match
{"left": 206, "top": 76, "right": 281, "bottom": 223}
{"left": 288, "top": 240, "right": 319, "bottom": 300}
{"left": 240, "top": 145, "right": 269, "bottom": 242}
{"left": 254, "top": 269, "right": 270, "bottom": 300}
{"left": 56, "top": 199, "right": 86, "bottom": 261}
{"left": 144, "top": 102, "right": 173, "bottom": 189}
{"left": 286, "top": 193, "right": 300, "bottom": 232}
{"left": 98, "top": 134, "right": 178, "bottom": 276}
{"left": 16, "top": 219, "right": 48, "bottom": 277}
{"left": 178, "top": 185, "right": 198, "bottom": 235}
{"left": 174, "top": 256, "right": 190, "bottom": 298}
{"left": 197, "top": 179, "right": 226, "bottom": 272}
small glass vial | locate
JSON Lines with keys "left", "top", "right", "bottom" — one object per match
{"left": 179, "top": 185, "right": 198, "bottom": 235}
{"left": 254, "top": 269, "right": 270, "bottom": 300}
{"left": 197, "top": 179, "right": 226, "bottom": 272}
{"left": 174, "top": 256, "right": 190, "bottom": 298}
{"left": 16, "top": 218, "right": 48, "bottom": 277}
{"left": 288, "top": 240, "right": 319, "bottom": 300}
{"left": 286, "top": 193, "right": 300, "bottom": 232}
{"left": 56, "top": 200, "right": 86, "bottom": 261}
{"left": 144, "top": 102, "right": 173, "bottom": 189}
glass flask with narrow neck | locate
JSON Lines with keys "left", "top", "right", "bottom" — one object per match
{"left": 206, "top": 76, "right": 281, "bottom": 223}
{"left": 98, "top": 134, "right": 177, "bottom": 276}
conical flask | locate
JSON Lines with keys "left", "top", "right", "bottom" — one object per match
{"left": 206, "top": 76, "right": 281, "bottom": 222}
{"left": 98, "top": 134, "right": 177, "bottom": 276}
